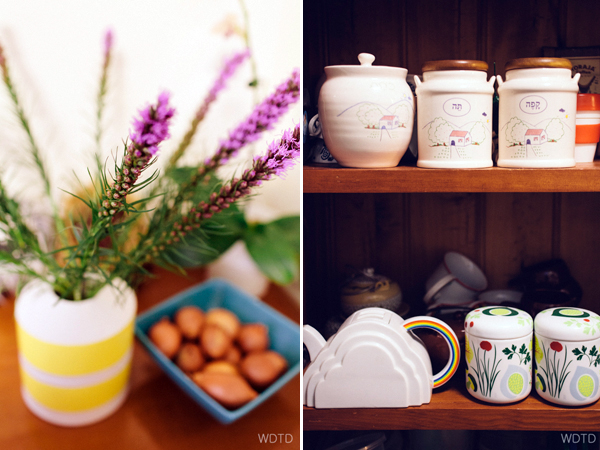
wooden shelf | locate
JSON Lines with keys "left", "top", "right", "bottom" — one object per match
{"left": 303, "top": 161, "right": 600, "bottom": 193}
{"left": 303, "top": 378, "right": 600, "bottom": 431}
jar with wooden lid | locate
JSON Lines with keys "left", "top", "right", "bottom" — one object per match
{"left": 414, "top": 60, "right": 495, "bottom": 168}
{"left": 497, "top": 58, "right": 580, "bottom": 168}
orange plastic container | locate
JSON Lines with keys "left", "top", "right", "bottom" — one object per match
{"left": 575, "top": 94, "right": 600, "bottom": 162}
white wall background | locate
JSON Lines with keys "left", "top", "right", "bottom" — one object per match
{"left": 0, "top": 0, "right": 301, "bottom": 222}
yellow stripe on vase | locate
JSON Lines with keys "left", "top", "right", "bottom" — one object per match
{"left": 16, "top": 321, "right": 134, "bottom": 376}
{"left": 20, "top": 363, "right": 131, "bottom": 412}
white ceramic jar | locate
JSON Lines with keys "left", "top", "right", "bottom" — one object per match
{"left": 317, "top": 53, "right": 414, "bottom": 168}
{"left": 464, "top": 306, "right": 533, "bottom": 404}
{"left": 414, "top": 60, "right": 495, "bottom": 168}
{"left": 497, "top": 58, "right": 580, "bottom": 168}
{"left": 534, "top": 307, "right": 600, "bottom": 406}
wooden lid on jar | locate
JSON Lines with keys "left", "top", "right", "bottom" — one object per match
{"left": 422, "top": 60, "right": 488, "bottom": 72}
{"left": 505, "top": 57, "right": 572, "bottom": 71}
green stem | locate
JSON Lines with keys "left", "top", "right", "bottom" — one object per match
{"left": 238, "top": 0, "right": 259, "bottom": 103}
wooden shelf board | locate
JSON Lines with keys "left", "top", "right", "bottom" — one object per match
{"left": 303, "top": 161, "right": 600, "bottom": 193}
{"left": 303, "top": 379, "right": 600, "bottom": 431}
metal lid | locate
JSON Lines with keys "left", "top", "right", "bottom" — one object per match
{"left": 535, "top": 307, "right": 600, "bottom": 341}
{"left": 505, "top": 57, "right": 572, "bottom": 71}
{"left": 465, "top": 306, "right": 533, "bottom": 339}
{"left": 324, "top": 53, "right": 407, "bottom": 78}
{"left": 422, "top": 60, "right": 488, "bottom": 72}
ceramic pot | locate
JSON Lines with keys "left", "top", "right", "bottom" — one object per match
{"left": 317, "top": 53, "right": 414, "bottom": 168}
{"left": 534, "top": 307, "right": 600, "bottom": 406}
{"left": 14, "top": 279, "right": 137, "bottom": 426}
{"left": 497, "top": 58, "right": 580, "bottom": 168}
{"left": 464, "top": 306, "right": 533, "bottom": 404}
{"left": 415, "top": 60, "right": 495, "bottom": 168}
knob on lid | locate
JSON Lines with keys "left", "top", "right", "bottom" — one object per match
{"left": 358, "top": 53, "right": 376, "bottom": 67}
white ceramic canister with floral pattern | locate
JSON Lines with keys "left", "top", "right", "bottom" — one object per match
{"left": 414, "top": 60, "right": 495, "bottom": 168}
{"left": 497, "top": 58, "right": 580, "bottom": 168}
{"left": 464, "top": 306, "right": 533, "bottom": 404}
{"left": 534, "top": 307, "right": 600, "bottom": 406}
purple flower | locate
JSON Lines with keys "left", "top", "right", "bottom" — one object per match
{"left": 99, "top": 93, "right": 175, "bottom": 218}
{"left": 103, "top": 28, "right": 113, "bottom": 60}
{"left": 130, "top": 91, "right": 175, "bottom": 156}
{"left": 252, "top": 124, "right": 301, "bottom": 179}
{"left": 199, "top": 68, "right": 300, "bottom": 176}
{"left": 155, "top": 125, "right": 300, "bottom": 250}
{"left": 203, "top": 49, "right": 250, "bottom": 114}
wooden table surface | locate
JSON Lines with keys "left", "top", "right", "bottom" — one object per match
{"left": 0, "top": 268, "right": 300, "bottom": 450}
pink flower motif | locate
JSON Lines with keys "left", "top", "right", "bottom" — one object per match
{"left": 480, "top": 341, "right": 492, "bottom": 351}
{"left": 550, "top": 341, "right": 563, "bottom": 352}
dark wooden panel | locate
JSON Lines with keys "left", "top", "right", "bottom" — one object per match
{"left": 483, "top": 193, "right": 555, "bottom": 290}
{"left": 558, "top": 192, "right": 600, "bottom": 310}
{"left": 486, "top": 0, "right": 561, "bottom": 76}
{"left": 564, "top": 0, "right": 600, "bottom": 47}
{"left": 406, "top": 193, "right": 483, "bottom": 301}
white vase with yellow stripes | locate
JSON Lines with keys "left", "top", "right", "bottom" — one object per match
{"left": 14, "top": 278, "right": 137, "bottom": 426}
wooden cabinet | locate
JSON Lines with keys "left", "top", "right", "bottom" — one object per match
{"left": 303, "top": 0, "right": 600, "bottom": 432}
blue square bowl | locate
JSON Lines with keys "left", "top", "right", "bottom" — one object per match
{"left": 135, "top": 278, "right": 301, "bottom": 424}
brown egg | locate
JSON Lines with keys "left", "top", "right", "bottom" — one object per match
{"left": 240, "top": 350, "right": 288, "bottom": 391}
{"left": 205, "top": 308, "right": 241, "bottom": 338}
{"left": 200, "top": 325, "right": 232, "bottom": 359}
{"left": 237, "top": 323, "right": 269, "bottom": 353}
{"left": 223, "top": 345, "right": 242, "bottom": 365}
{"left": 148, "top": 318, "right": 182, "bottom": 359}
{"left": 174, "top": 306, "right": 204, "bottom": 340}
{"left": 175, "top": 343, "right": 204, "bottom": 373}
{"left": 203, "top": 360, "right": 239, "bottom": 376}
{"left": 192, "top": 372, "right": 258, "bottom": 410}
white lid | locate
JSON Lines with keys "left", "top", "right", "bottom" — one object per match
{"left": 535, "top": 307, "right": 600, "bottom": 341}
{"left": 465, "top": 306, "right": 533, "bottom": 339}
{"left": 324, "top": 53, "right": 407, "bottom": 78}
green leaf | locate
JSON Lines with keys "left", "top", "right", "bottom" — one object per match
{"left": 163, "top": 207, "right": 247, "bottom": 267}
{"left": 573, "top": 348, "right": 582, "bottom": 356}
{"left": 244, "top": 221, "right": 299, "bottom": 285}
{"left": 502, "top": 348, "right": 513, "bottom": 356}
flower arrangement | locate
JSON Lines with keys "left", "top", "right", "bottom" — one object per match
{"left": 0, "top": 31, "right": 300, "bottom": 302}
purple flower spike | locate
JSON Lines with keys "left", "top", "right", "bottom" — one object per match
{"left": 103, "top": 29, "right": 114, "bottom": 60}
{"left": 100, "top": 93, "right": 175, "bottom": 218}
{"left": 130, "top": 91, "right": 175, "bottom": 155}
{"left": 154, "top": 124, "right": 301, "bottom": 251}
{"left": 198, "top": 68, "right": 300, "bottom": 176}
{"left": 205, "top": 49, "right": 251, "bottom": 114}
